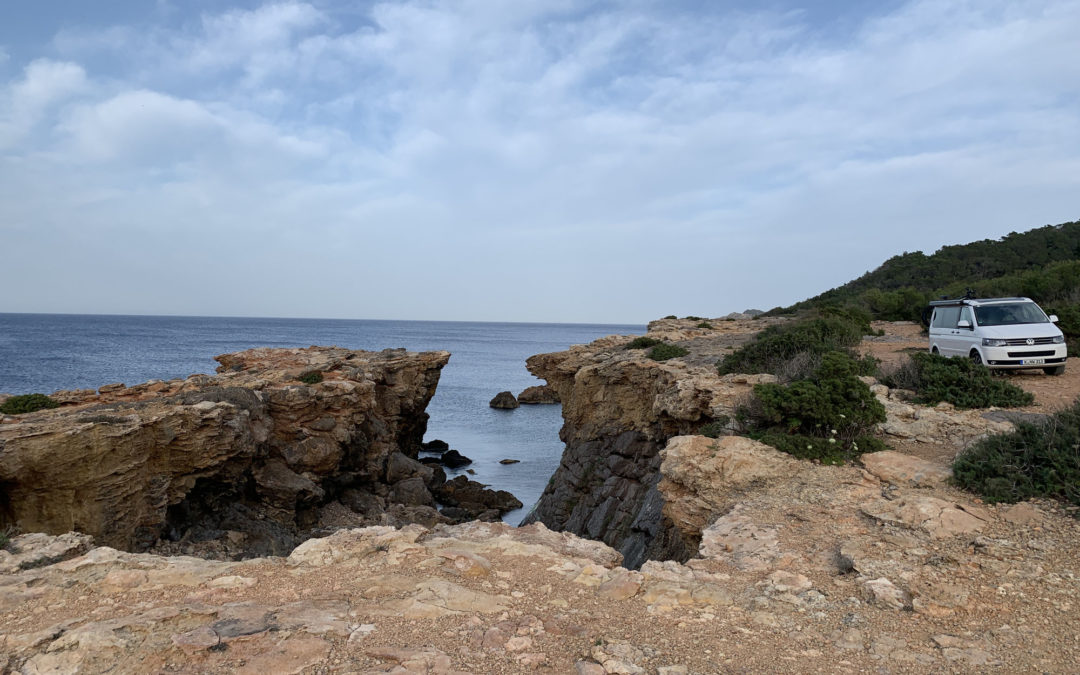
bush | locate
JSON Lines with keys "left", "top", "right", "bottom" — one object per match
{"left": 647, "top": 344, "right": 689, "bottom": 361}
{"left": 754, "top": 431, "right": 886, "bottom": 465}
{"left": 0, "top": 394, "right": 60, "bottom": 415}
{"left": 737, "top": 352, "right": 887, "bottom": 463}
{"left": 882, "top": 352, "right": 1034, "bottom": 409}
{"left": 625, "top": 336, "right": 663, "bottom": 350}
{"left": 698, "top": 416, "right": 731, "bottom": 438}
{"left": 662, "top": 315, "right": 677, "bottom": 320}
{"left": 953, "top": 398, "right": 1080, "bottom": 506}
{"left": 717, "top": 315, "right": 870, "bottom": 377}
{"left": 696, "top": 322, "right": 714, "bottom": 329}
{"left": 297, "top": 371, "right": 324, "bottom": 385}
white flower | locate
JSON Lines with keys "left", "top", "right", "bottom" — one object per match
{"left": 828, "top": 438, "right": 836, "bottom": 444}
{"left": 838, "top": 414, "right": 846, "bottom": 419}
{"left": 830, "top": 429, "right": 838, "bottom": 435}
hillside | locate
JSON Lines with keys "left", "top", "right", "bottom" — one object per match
{"left": 771, "top": 220, "right": 1080, "bottom": 333}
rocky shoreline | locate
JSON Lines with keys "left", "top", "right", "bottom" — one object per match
{"left": 0, "top": 346, "right": 520, "bottom": 560}
{"left": 2, "top": 324, "right": 1079, "bottom": 673}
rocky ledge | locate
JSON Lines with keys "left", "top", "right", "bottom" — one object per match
{"left": 0, "top": 347, "right": 519, "bottom": 559}
{"left": 1, "top": 467, "right": 1077, "bottom": 673}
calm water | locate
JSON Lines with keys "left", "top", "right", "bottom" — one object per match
{"left": 0, "top": 313, "right": 642, "bottom": 522}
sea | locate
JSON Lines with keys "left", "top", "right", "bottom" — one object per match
{"left": 0, "top": 313, "right": 644, "bottom": 523}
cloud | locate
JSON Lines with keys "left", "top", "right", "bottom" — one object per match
{"left": 1, "top": 0, "right": 1079, "bottom": 321}
{"left": 0, "top": 59, "right": 88, "bottom": 148}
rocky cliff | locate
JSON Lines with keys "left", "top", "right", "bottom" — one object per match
{"left": 0, "top": 347, "right": 516, "bottom": 557}
{"left": 522, "top": 318, "right": 1020, "bottom": 568}
{"left": 520, "top": 321, "right": 781, "bottom": 567}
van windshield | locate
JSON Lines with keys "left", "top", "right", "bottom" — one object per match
{"left": 973, "top": 303, "right": 1049, "bottom": 326}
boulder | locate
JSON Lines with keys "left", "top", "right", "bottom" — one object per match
{"left": 421, "top": 439, "right": 449, "bottom": 453}
{"left": 434, "top": 476, "right": 522, "bottom": 520}
{"left": 441, "top": 449, "right": 473, "bottom": 468}
{"left": 489, "top": 391, "right": 520, "bottom": 409}
{"left": 860, "top": 451, "right": 952, "bottom": 487}
{"left": 390, "top": 477, "right": 436, "bottom": 508}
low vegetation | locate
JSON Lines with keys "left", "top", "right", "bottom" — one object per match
{"left": 697, "top": 416, "right": 730, "bottom": 438}
{"left": 716, "top": 311, "right": 874, "bottom": 380}
{"left": 625, "top": 336, "right": 663, "bottom": 350}
{"left": 0, "top": 393, "right": 60, "bottom": 415}
{"left": 647, "top": 343, "right": 689, "bottom": 361}
{"left": 736, "top": 352, "right": 887, "bottom": 464}
{"left": 297, "top": 371, "right": 324, "bottom": 385}
{"left": 882, "top": 352, "right": 1034, "bottom": 409}
{"left": 953, "top": 398, "right": 1080, "bottom": 508}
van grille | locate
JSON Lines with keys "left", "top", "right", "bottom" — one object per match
{"left": 1006, "top": 350, "right": 1056, "bottom": 358}
{"left": 1003, "top": 337, "right": 1055, "bottom": 346}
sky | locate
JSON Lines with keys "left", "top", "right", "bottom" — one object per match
{"left": 1, "top": 0, "right": 1078, "bottom": 324}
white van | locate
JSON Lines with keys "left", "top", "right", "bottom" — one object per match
{"left": 927, "top": 296, "right": 1067, "bottom": 375}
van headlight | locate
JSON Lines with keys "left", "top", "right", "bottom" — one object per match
{"left": 982, "top": 338, "right": 1008, "bottom": 347}
{"left": 1053, "top": 335, "right": 1065, "bottom": 344}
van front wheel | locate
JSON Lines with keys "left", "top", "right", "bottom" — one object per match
{"left": 1044, "top": 366, "right": 1066, "bottom": 376}
{"left": 970, "top": 350, "right": 983, "bottom": 365}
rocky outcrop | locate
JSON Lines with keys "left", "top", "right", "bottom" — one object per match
{"left": 520, "top": 322, "right": 779, "bottom": 567}
{"left": 488, "top": 391, "right": 519, "bottom": 409}
{"left": 522, "top": 318, "right": 1023, "bottom": 569}
{"left": 0, "top": 347, "right": 519, "bottom": 557}
{"left": 2, "top": 492, "right": 1077, "bottom": 674}
{"left": 518, "top": 385, "right": 560, "bottom": 404}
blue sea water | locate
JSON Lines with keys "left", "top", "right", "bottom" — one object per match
{"left": 0, "top": 313, "right": 643, "bottom": 522}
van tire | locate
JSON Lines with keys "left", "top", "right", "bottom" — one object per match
{"left": 970, "top": 350, "right": 983, "bottom": 365}
{"left": 931, "top": 347, "right": 939, "bottom": 355}
{"left": 1043, "top": 366, "right": 1066, "bottom": 376}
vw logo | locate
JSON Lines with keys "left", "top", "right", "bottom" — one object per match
{"left": 1026, "top": 338, "right": 1035, "bottom": 345}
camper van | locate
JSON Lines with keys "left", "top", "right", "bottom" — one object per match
{"left": 926, "top": 296, "right": 1067, "bottom": 375}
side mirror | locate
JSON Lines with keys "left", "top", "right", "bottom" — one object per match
{"left": 1049, "top": 314, "right": 1059, "bottom": 323}
{"left": 957, "top": 320, "right": 972, "bottom": 329}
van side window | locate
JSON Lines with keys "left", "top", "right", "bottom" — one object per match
{"left": 932, "top": 306, "right": 960, "bottom": 328}
{"left": 959, "top": 306, "right": 974, "bottom": 326}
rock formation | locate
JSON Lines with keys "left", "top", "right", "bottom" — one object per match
{"left": 488, "top": 391, "right": 519, "bottom": 409}
{"left": 0, "top": 347, "right": 519, "bottom": 558}
{"left": 522, "top": 318, "right": 1021, "bottom": 568}
{"left": 2, "top": 487, "right": 1076, "bottom": 673}
{"left": 517, "top": 385, "right": 560, "bottom": 404}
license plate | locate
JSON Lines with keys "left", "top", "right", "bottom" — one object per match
{"left": 1023, "top": 359, "right": 1045, "bottom": 365}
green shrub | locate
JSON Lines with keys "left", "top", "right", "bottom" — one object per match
{"left": 953, "top": 398, "right": 1080, "bottom": 507}
{"left": 698, "top": 416, "right": 731, "bottom": 438}
{"left": 647, "top": 344, "right": 689, "bottom": 361}
{"left": 882, "top": 352, "right": 1034, "bottom": 409}
{"left": 625, "top": 336, "right": 663, "bottom": 350}
{"left": 737, "top": 352, "right": 887, "bottom": 463}
{"left": 0, "top": 394, "right": 60, "bottom": 415}
{"left": 754, "top": 431, "right": 886, "bottom": 465}
{"left": 297, "top": 371, "right": 324, "bottom": 385}
{"left": 696, "top": 322, "right": 714, "bottom": 329}
{"left": 684, "top": 315, "right": 705, "bottom": 321}
{"left": 716, "top": 315, "right": 869, "bottom": 376}
{"left": 663, "top": 315, "right": 677, "bottom": 320}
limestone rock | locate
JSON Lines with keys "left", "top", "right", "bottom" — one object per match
{"left": 0, "top": 346, "right": 451, "bottom": 556}
{"left": 659, "top": 435, "right": 804, "bottom": 541}
{"left": 860, "top": 451, "right": 952, "bottom": 487}
{"left": 489, "top": 391, "right": 520, "bottom": 409}
{"left": 0, "top": 532, "right": 94, "bottom": 574}
{"left": 518, "top": 385, "right": 560, "bottom": 404}
{"left": 861, "top": 496, "right": 989, "bottom": 539}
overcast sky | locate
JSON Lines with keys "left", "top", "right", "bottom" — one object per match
{"left": 1, "top": 1, "right": 1078, "bottom": 323}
